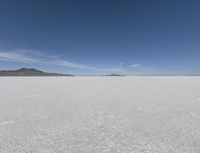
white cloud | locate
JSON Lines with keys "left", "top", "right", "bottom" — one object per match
{"left": 0, "top": 50, "right": 125, "bottom": 73}
{"left": 53, "top": 59, "right": 92, "bottom": 70}
{"left": 129, "top": 63, "right": 154, "bottom": 75}
{"left": 0, "top": 50, "right": 154, "bottom": 75}
{"left": 130, "top": 64, "right": 141, "bottom": 68}
{"left": 0, "top": 52, "right": 37, "bottom": 63}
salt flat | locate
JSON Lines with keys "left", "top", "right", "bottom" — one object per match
{"left": 0, "top": 77, "right": 200, "bottom": 153}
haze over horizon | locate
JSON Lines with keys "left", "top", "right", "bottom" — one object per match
{"left": 0, "top": 0, "right": 200, "bottom": 75}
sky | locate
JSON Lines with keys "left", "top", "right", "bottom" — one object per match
{"left": 0, "top": 0, "right": 200, "bottom": 75}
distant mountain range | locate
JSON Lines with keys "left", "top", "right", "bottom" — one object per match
{"left": 0, "top": 68, "right": 73, "bottom": 76}
{"left": 0, "top": 68, "right": 127, "bottom": 76}
{"left": 1, "top": 68, "right": 199, "bottom": 76}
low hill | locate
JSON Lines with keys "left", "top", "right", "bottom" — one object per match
{"left": 109, "top": 74, "right": 125, "bottom": 76}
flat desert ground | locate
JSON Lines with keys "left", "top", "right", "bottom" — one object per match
{"left": 0, "top": 77, "right": 200, "bottom": 153}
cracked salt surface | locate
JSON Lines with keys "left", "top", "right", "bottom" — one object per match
{"left": 0, "top": 76, "right": 200, "bottom": 153}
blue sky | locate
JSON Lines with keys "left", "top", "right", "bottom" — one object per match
{"left": 0, "top": 0, "right": 200, "bottom": 75}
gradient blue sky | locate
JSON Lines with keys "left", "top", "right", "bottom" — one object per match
{"left": 0, "top": 0, "right": 200, "bottom": 75}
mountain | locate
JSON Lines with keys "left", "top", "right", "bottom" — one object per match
{"left": 0, "top": 68, "right": 73, "bottom": 76}
{"left": 109, "top": 74, "right": 125, "bottom": 76}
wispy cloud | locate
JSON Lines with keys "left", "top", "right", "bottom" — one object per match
{"left": 0, "top": 50, "right": 125, "bottom": 73}
{"left": 0, "top": 50, "right": 97, "bottom": 70}
{"left": 130, "top": 64, "right": 141, "bottom": 68}
{"left": 0, "top": 52, "right": 37, "bottom": 63}
{"left": 0, "top": 50, "right": 154, "bottom": 75}
{"left": 129, "top": 63, "right": 154, "bottom": 74}
{"left": 52, "top": 59, "right": 93, "bottom": 70}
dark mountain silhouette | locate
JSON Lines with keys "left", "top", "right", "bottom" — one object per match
{"left": 109, "top": 74, "right": 125, "bottom": 76}
{"left": 0, "top": 68, "right": 73, "bottom": 76}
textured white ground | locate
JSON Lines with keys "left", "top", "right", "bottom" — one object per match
{"left": 0, "top": 77, "right": 200, "bottom": 153}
